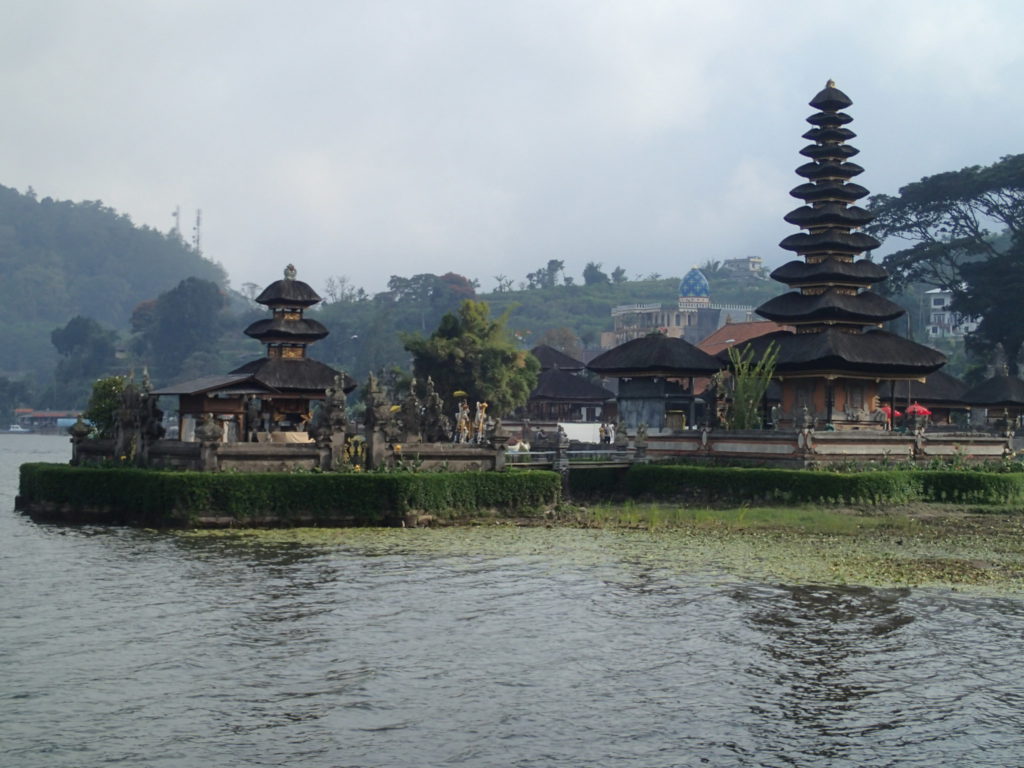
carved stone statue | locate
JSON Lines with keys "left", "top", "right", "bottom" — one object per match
{"left": 473, "top": 401, "right": 488, "bottom": 444}
{"left": 421, "top": 377, "right": 451, "bottom": 443}
{"left": 399, "top": 378, "right": 422, "bottom": 442}
{"left": 114, "top": 375, "right": 143, "bottom": 461}
{"left": 323, "top": 374, "right": 349, "bottom": 432}
{"left": 195, "top": 413, "right": 223, "bottom": 443}
{"left": 796, "top": 404, "right": 813, "bottom": 431}
{"left": 455, "top": 399, "right": 471, "bottom": 443}
{"left": 614, "top": 420, "right": 629, "bottom": 448}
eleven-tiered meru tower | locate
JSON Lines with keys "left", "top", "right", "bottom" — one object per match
{"left": 752, "top": 81, "right": 945, "bottom": 428}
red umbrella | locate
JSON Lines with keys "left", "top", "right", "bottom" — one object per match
{"left": 879, "top": 405, "right": 903, "bottom": 419}
{"left": 905, "top": 402, "right": 932, "bottom": 416}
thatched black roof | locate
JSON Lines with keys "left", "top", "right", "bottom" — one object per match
{"left": 152, "top": 374, "right": 278, "bottom": 397}
{"left": 770, "top": 258, "right": 888, "bottom": 286}
{"left": 795, "top": 161, "right": 864, "bottom": 181}
{"left": 530, "top": 344, "right": 585, "bottom": 372}
{"left": 884, "top": 371, "right": 968, "bottom": 406}
{"left": 809, "top": 80, "right": 853, "bottom": 111}
{"left": 726, "top": 329, "right": 946, "bottom": 378}
{"left": 960, "top": 374, "right": 1024, "bottom": 407}
{"left": 588, "top": 334, "right": 721, "bottom": 377}
{"left": 806, "top": 111, "right": 853, "bottom": 128}
{"left": 529, "top": 368, "right": 614, "bottom": 402}
{"left": 230, "top": 357, "right": 356, "bottom": 393}
{"left": 783, "top": 204, "right": 873, "bottom": 229}
{"left": 255, "top": 278, "right": 322, "bottom": 307}
{"left": 799, "top": 143, "right": 859, "bottom": 161}
{"left": 789, "top": 181, "right": 868, "bottom": 203}
{"left": 756, "top": 290, "right": 905, "bottom": 325}
{"left": 244, "top": 317, "right": 329, "bottom": 342}
{"left": 779, "top": 230, "right": 881, "bottom": 254}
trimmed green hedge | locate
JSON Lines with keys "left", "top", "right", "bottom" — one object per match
{"left": 17, "top": 464, "right": 561, "bottom": 527}
{"left": 570, "top": 464, "right": 1024, "bottom": 507}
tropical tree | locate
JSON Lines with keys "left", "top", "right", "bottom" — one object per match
{"left": 83, "top": 375, "right": 126, "bottom": 438}
{"left": 403, "top": 300, "right": 540, "bottom": 417}
{"left": 725, "top": 342, "right": 778, "bottom": 430}
{"left": 868, "top": 154, "right": 1024, "bottom": 294}
{"left": 868, "top": 154, "right": 1024, "bottom": 367}
{"left": 50, "top": 315, "right": 119, "bottom": 407}
{"left": 537, "top": 327, "right": 583, "bottom": 360}
{"left": 582, "top": 261, "right": 610, "bottom": 285}
{"left": 952, "top": 247, "right": 1024, "bottom": 372}
{"left": 133, "top": 277, "right": 228, "bottom": 383}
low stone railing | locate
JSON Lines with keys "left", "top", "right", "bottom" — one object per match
{"left": 646, "top": 428, "right": 1011, "bottom": 467}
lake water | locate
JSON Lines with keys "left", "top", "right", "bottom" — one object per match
{"left": 3, "top": 434, "right": 1024, "bottom": 767}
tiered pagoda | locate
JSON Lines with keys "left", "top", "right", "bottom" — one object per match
{"left": 750, "top": 81, "right": 945, "bottom": 428}
{"left": 156, "top": 265, "right": 354, "bottom": 441}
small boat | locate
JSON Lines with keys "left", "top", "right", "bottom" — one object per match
{"left": 8, "top": 424, "right": 32, "bottom": 434}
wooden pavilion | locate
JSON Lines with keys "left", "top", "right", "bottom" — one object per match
{"left": 587, "top": 333, "right": 721, "bottom": 431}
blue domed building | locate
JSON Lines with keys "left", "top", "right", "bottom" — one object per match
{"left": 678, "top": 267, "right": 711, "bottom": 307}
{"left": 608, "top": 267, "right": 755, "bottom": 347}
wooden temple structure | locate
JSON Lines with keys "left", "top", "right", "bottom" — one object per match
{"left": 745, "top": 81, "right": 946, "bottom": 429}
{"left": 155, "top": 265, "right": 355, "bottom": 441}
{"left": 587, "top": 333, "right": 721, "bottom": 430}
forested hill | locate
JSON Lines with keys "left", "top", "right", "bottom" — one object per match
{"left": 0, "top": 184, "right": 225, "bottom": 375}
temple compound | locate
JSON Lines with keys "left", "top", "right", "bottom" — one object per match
{"left": 748, "top": 81, "right": 946, "bottom": 430}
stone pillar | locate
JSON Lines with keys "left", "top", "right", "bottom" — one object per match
{"left": 329, "top": 429, "right": 347, "bottom": 471}
{"left": 366, "top": 427, "right": 386, "bottom": 470}
{"left": 554, "top": 429, "right": 570, "bottom": 499}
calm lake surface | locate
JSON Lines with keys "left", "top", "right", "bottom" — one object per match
{"left": 3, "top": 435, "right": 1024, "bottom": 767}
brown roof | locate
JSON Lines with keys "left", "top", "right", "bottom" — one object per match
{"left": 697, "top": 321, "right": 791, "bottom": 357}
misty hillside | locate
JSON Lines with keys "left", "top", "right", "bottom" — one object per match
{"left": 0, "top": 184, "right": 226, "bottom": 376}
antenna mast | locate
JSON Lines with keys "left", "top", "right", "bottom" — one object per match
{"left": 192, "top": 209, "right": 202, "bottom": 253}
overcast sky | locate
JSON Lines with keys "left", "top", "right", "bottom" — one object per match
{"left": 2, "top": 0, "right": 1023, "bottom": 295}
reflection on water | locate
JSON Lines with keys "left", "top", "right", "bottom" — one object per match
{"left": 4, "top": 436, "right": 1024, "bottom": 767}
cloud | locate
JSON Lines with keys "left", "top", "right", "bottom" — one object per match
{"left": 1, "top": 1, "right": 1024, "bottom": 294}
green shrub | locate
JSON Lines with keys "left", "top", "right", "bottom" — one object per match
{"left": 578, "top": 464, "right": 926, "bottom": 506}
{"left": 17, "top": 464, "right": 561, "bottom": 527}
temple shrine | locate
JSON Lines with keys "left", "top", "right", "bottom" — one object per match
{"left": 748, "top": 81, "right": 946, "bottom": 429}
{"left": 156, "top": 265, "right": 355, "bottom": 441}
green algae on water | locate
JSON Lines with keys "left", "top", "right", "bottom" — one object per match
{"left": 173, "top": 505, "right": 1024, "bottom": 593}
